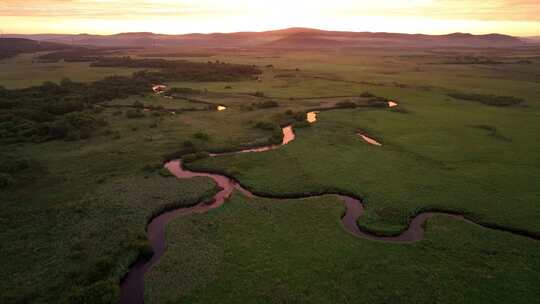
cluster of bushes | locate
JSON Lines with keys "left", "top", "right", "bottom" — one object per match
{"left": 254, "top": 121, "right": 277, "bottom": 131}
{"left": 439, "top": 56, "right": 504, "bottom": 65}
{"left": 335, "top": 100, "right": 358, "bottom": 109}
{"left": 167, "top": 87, "right": 203, "bottom": 95}
{"left": 367, "top": 97, "right": 389, "bottom": 108}
{"left": 192, "top": 132, "right": 210, "bottom": 141}
{"left": 182, "top": 151, "right": 210, "bottom": 163}
{"left": 0, "top": 73, "right": 160, "bottom": 143}
{"left": 447, "top": 93, "right": 524, "bottom": 106}
{"left": 91, "top": 56, "right": 262, "bottom": 82}
{"left": 0, "top": 154, "right": 33, "bottom": 189}
{"left": 358, "top": 92, "right": 391, "bottom": 108}
{"left": 37, "top": 48, "right": 101, "bottom": 63}
{"left": 255, "top": 100, "right": 279, "bottom": 109}
{"left": 125, "top": 109, "right": 145, "bottom": 119}
{"left": 360, "top": 91, "right": 376, "bottom": 98}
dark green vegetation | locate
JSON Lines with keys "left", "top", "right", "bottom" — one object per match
{"left": 1, "top": 42, "right": 540, "bottom": 304}
{"left": 91, "top": 57, "right": 261, "bottom": 82}
{"left": 0, "top": 75, "right": 152, "bottom": 143}
{"left": 1, "top": 171, "right": 217, "bottom": 303}
{"left": 447, "top": 92, "right": 525, "bottom": 106}
{"left": 145, "top": 194, "right": 540, "bottom": 304}
{"left": 0, "top": 55, "right": 261, "bottom": 143}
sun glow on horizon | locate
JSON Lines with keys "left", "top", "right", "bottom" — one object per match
{"left": 1, "top": 0, "right": 539, "bottom": 36}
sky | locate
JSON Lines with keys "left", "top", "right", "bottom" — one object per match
{"left": 1, "top": 0, "right": 540, "bottom": 36}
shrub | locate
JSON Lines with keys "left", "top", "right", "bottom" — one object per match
{"left": 158, "top": 167, "right": 174, "bottom": 177}
{"left": 367, "top": 99, "right": 388, "bottom": 108}
{"left": 0, "top": 173, "right": 14, "bottom": 189}
{"left": 182, "top": 140, "right": 195, "bottom": 149}
{"left": 0, "top": 156, "right": 30, "bottom": 173}
{"left": 335, "top": 100, "right": 357, "bottom": 108}
{"left": 14, "top": 109, "right": 55, "bottom": 123}
{"left": 65, "top": 130, "right": 81, "bottom": 141}
{"left": 182, "top": 151, "right": 210, "bottom": 163}
{"left": 92, "top": 105, "right": 104, "bottom": 114}
{"left": 360, "top": 91, "right": 375, "bottom": 98}
{"left": 193, "top": 132, "right": 210, "bottom": 141}
{"left": 293, "top": 121, "right": 311, "bottom": 129}
{"left": 66, "top": 279, "right": 119, "bottom": 304}
{"left": 447, "top": 93, "right": 524, "bottom": 107}
{"left": 44, "top": 99, "right": 85, "bottom": 115}
{"left": 293, "top": 111, "right": 306, "bottom": 121}
{"left": 255, "top": 100, "right": 279, "bottom": 109}
{"left": 65, "top": 112, "right": 97, "bottom": 130}
{"left": 270, "top": 130, "right": 283, "bottom": 144}
{"left": 168, "top": 87, "right": 202, "bottom": 95}
{"left": 254, "top": 121, "right": 276, "bottom": 131}
{"left": 133, "top": 101, "right": 144, "bottom": 108}
{"left": 126, "top": 109, "right": 145, "bottom": 119}
{"left": 137, "top": 242, "right": 154, "bottom": 260}
{"left": 195, "top": 151, "right": 210, "bottom": 159}
{"left": 181, "top": 153, "right": 198, "bottom": 163}
{"left": 47, "top": 120, "right": 70, "bottom": 139}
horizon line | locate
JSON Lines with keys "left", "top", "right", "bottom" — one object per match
{"left": 1, "top": 26, "right": 530, "bottom": 38}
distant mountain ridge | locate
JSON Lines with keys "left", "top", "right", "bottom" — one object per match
{"left": 0, "top": 38, "right": 73, "bottom": 59}
{"left": 3, "top": 28, "right": 527, "bottom": 48}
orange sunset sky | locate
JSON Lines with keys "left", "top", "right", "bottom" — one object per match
{"left": 1, "top": 0, "right": 540, "bottom": 36}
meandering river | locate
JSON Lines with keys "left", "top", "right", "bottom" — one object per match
{"left": 119, "top": 110, "right": 537, "bottom": 304}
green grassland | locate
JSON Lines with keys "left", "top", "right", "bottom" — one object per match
{"left": 0, "top": 53, "right": 140, "bottom": 89}
{"left": 189, "top": 92, "right": 540, "bottom": 235}
{"left": 1, "top": 46, "right": 540, "bottom": 303}
{"left": 145, "top": 193, "right": 540, "bottom": 304}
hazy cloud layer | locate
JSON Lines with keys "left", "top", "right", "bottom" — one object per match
{"left": 1, "top": 0, "right": 539, "bottom": 35}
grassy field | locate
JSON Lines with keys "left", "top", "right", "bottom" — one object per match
{"left": 145, "top": 193, "right": 540, "bottom": 304}
{"left": 0, "top": 53, "right": 140, "bottom": 88}
{"left": 189, "top": 92, "right": 540, "bottom": 235}
{"left": 1, "top": 46, "right": 539, "bottom": 303}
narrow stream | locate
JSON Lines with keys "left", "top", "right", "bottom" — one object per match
{"left": 119, "top": 110, "right": 537, "bottom": 304}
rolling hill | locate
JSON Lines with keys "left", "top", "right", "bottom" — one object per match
{"left": 3, "top": 28, "right": 526, "bottom": 49}
{"left": 0, "top": 38, "right": 72, "bottom": 59}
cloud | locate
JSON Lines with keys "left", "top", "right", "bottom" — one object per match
{"left": 0, "top": 0, "right": 219, "bottom": 18}
{"left": 1, "top": 0, "right": 539, "bottom": 35}
{"left": 2, "top": 0, "right": 539, "bottom": 21}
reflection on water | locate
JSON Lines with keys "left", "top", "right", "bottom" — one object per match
{"left": 282, "top": 126, "right": 294, "bottom": 145}
{"left": 217, "top": 105, "right": 227, "bottom": 111}
{"left": 307, "top": 111, "right": 319, "bottom": 123}
{"left": 388, "top": 101, "right": 398, "bottom": 108}
{"left": 359, "top": 134, "right": 382, "bottom": 146}
{"left": 152, "top": 84, "right": 167, "bottom": 94}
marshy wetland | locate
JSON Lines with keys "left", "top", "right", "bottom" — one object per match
{"left": 1, "top": 42, "right": 540, "bottom": 304}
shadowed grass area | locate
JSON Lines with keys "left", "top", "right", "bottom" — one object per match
{"left": 0, "top": 173, "right": 218, "bottom": 303}
{"left": 0, "top": 106, "right": 279, "bottom": 303}
{"left": 146, "top": 193, "right": 540, "bottom": 304}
